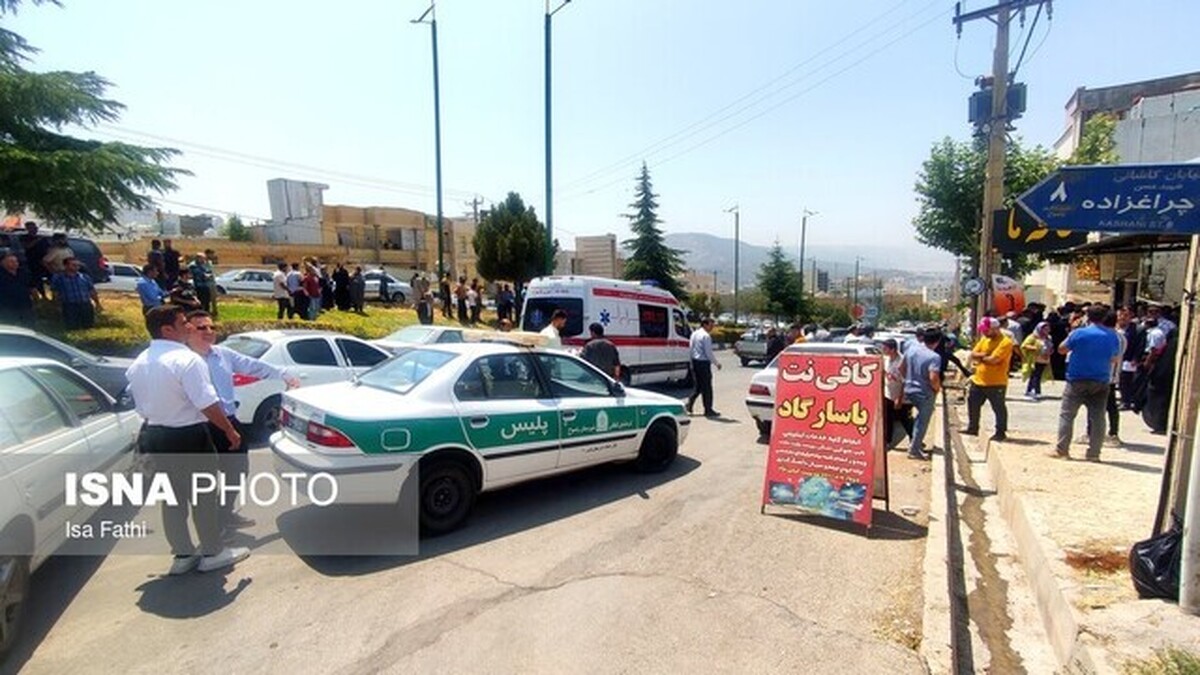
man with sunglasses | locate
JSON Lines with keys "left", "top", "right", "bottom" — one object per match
{"left": 185, "top": 311, "right": 300, "bottom": 534}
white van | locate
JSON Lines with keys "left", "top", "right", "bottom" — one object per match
{"left": 520, "top": 276, "right": 693, "bottom": 386}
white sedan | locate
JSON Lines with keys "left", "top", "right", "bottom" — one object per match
{"left": 372, "top": 325, "right": 466, "bottom": 355}
{"left": 362, "top": 270, "right": 413, "bottom": 304}
{"left": 219, "top": 330, "right": 392, "bottom": 437}
{"left": 95, "top": 262, "right": 144, "bottom": 293}
{"left": 745, "top": 342, "right": 881, "bottom": 438}
{"left": 215, "top": 269, "right": 276, "bottom": 297}
{"left": 271, "top": 342, "right": 689, "bottom": 534}
{"left": 0, "top": 357, "right": 140, "bottom": 658}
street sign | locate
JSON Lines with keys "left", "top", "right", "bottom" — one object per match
{"left": 864, "top": 304, "right": 879, "bottom": 321}
{"left": 992, "top": 208, "right": 1087, "bottom": 253}
{"left": 851, "top": 304, "right": 865, "bottom": 320}
{"left": 1017, "top": 164, "right": 1200, "bottom": 234}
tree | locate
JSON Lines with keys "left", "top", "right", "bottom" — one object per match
{"left": 473, "top": 192, "right": 548, "bottom": 296}
{"left": 688, "top": 291, "right": 721, "bottom": 318}
{"left": 224, "top": 214, "right": 252, "bottom": 242}
{"left": 756, "top": 241, "right": 804, "bottom": 322}
{"left": 0, "top": 0, "right": 185, "bottom": 231}
{"left": 1068, "top": 113, "right": 1119, "bottom": 165}
{"left": 622, "top": 162, "right": 687, "bottom": 299}
{"left": 912, "top": 136, "right": 1057, "bottom": 277}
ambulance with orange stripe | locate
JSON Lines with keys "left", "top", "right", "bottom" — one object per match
{"left": 520, "top": 276, "right": 694, "bottom": 387}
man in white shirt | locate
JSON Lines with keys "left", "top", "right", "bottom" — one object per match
{"left": 125, "top": 305, "right": 250, "bottom": 575}
{"left": 540, "top": 309, "right": 568, "bottom": 348}
{"left": 686, "top": 317, "right": 722, "bottom": 417}
{"left": 272, "top": 262, "right": 292, "bottom": 319}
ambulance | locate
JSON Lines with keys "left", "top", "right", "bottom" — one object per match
{"left": 520, "top": 276, "right": 693, "bottom": 386}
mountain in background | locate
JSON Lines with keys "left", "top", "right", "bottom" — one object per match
{"left": 660, "top": 232, "right": 955, "bottom": 289}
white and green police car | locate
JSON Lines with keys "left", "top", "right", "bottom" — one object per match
{"left": 270, "top": 341, "right": 690, "bottom": 534}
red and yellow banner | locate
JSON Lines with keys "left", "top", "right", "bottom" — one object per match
{"left": 762, "top": 354, "right": 884, "bottom": 527}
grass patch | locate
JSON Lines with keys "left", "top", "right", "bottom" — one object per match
{"left": 1123, "top": 647, "right": 1200, "bottom": 675}
{"left": 33, "top": 293, "right": 481, "bottom": 357}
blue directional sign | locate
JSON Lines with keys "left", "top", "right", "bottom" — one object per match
{"left": 1017, "top": 163, "right": 1200, "bottom": 234}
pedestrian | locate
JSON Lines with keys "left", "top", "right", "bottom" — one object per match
{"left": 440, "top": 274, "right": 453, "bottom": 318}
{"left": 455, "top": 276, "right": 469, "bottom": 324}
{"left": 880, "top": 338, "right": 913, "bottom": 449}
{"left": 936, "top": 327, "right": 972, "bottom": 380}
{"left": 1082, "top": 310, "right": 1125, "bottom": 447}
{"left": 167, "top": 269, "right": 202, "bottom": 311}
{"left": 898, "top": 330, "right": 942, "bottom": 459}
{"left": 497, "top": 284, "right": 514, "bottom": 322}
{"left": 185, "top": 310, "right": 300, "bottom": 533}
{"left": 188, "top": 252, "right": 214, "bottom": 313}
{"left": 466, "top": 282, "right": 480, "bottom": 325}
{"left": 162, "top": 239, "right": 181, "bottom": 288}
{"left": 136, "top": 264, "right": 166, "bottom": 314}
{"left": 765, "top": 327, "right": 787, "bottom": 363}
{"left": 320, "top": 265, "right": 334, "bottom": 310}
{"left": 350, "top": 266, "right": 366, "bottom": 313}
{"left": 580, "top": 322, "right": 622, "bottom": 380}
{"left": 539, "top": 308, "right": 568, "bottom": 348}
{"left": 1054, "top": 305, "right": 1121, "bottom": 461}
{"left": 378, "top": 267, "right": 391, "bottom": 306}
{"left": 303, "top": 265, "right": 321, "bottom": 321}
{"left": 419, "top": 289, "right": 435, "bottom": 325}
{"left": 125, "top": 305, "right": 249, "bottom": 575}
{"left": 0, "top": 249, "right": 36, "bottom": 326}
{"left": 41, "top": 233, "right": 75, "bottom": 276}
{"left": 333, "top": 263, "right": 351, "bottom": 311}
{"left": 49, "top": 256, "right": 101, "bottom": 329}
{"left": 272, "top": 262, "right": 292, "bottom": 319}
{"left": 1021, "top": 321, "right": 1052, "bottom": 400}
{"left": 961, "top": 317, "right": 1014, "bottom": 441}
{"left": 287, "top": 263, "right": 305, "bottom": 320}
{"left": 1118, "top": 305, "right": 1140, "bottom": 410}
{"left": 1048, "top": 308, "right": 1070, "bottom": 380}
{"left": 686, "top": 317, "right": 722, "bottom": 418}
{"left": 19, "top": 221, "right": 49, "bottom": 299}
{"left": 147, "top": 239, "right": 165, "bottom": 288}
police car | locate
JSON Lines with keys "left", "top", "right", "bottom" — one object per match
{"left": 270, "top": 339, "right": 690, "bottom": 534}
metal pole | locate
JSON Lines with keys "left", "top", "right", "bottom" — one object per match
{"left": 544, "top": 4, "right": 554, "bottom": 274}
{"left": 1183, "top": 407, "right": 1200, "bottom": 614}
{"left": 799, "top": 209, "right": 815, "bottom": 299}
{"left": 810, "top": 259, "right": 816, "bottom": 298}
{"left": 977, "top": 4, "right": 1011, "bottom": 320}
{"left": 734, "top": 209, "right": 740, "bottom": 324}
{"left": 853, "top": 257, "right": 861, "bottom": 307}
{"left": 428, "top": 7, "right": 446, "bottom": 280}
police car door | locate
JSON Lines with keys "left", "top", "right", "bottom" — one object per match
{"left": 533, "top": 352, "right": 638, "bottom": 468}
{"left": 452, "top": 353, "right": 561, "bottom": 484}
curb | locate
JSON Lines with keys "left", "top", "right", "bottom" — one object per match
{"left": 983, "top": 439, "right": 1104, "bottom": 674}
{"left": 919, "top": 397, "right": 952, "bottom": 674}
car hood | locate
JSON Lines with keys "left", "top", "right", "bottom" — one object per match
{"left": 622, "top": 386, "right": 684, "bottom": 406}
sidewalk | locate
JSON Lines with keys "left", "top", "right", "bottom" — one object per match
{"left": 954, "top": 376, "right": 1199, "bottom": 674}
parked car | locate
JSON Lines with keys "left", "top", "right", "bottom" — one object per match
{"left": 0, "top": 231, "right": 110, "bottom": 283}
{"left": 215, "top": 269, "right": 275, "bottom": 297}
{"left": 219, "top": 330, "right": 392, "bottom": 437}
{"left": 372, "top": 325, "right": 466, "bottom": 355}
{"left": 96, "top": 262, "right": 144, "bottom": 293}
{"left": 744, "top": 341, "right": 881, "bottom": 438}
{"left": 733, "top": 329, "right": 769, "bottom": 367}
{"left": 0, "top": 326, "right": 134, "bottom": 398}
{"left": 362, "top": 270, "right": 412, "bottom": 304}
{"left": 271, "top": 342, "right": 689, "bottom": 534}
{"left": 0, "top": 357, "right": 140, "bottom": 659}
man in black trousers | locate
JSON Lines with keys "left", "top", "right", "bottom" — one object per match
{"left": 686, "top": 317, "right": 722, "bottom": 417}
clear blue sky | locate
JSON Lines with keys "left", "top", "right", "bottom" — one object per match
{"left": 7, "top": 0, "right": 1200, "bottom": 270}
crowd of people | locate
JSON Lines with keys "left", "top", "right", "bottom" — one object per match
{"left": 0, "top": 222, "right": 103, "bottom": 329}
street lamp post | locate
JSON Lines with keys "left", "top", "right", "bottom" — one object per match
{"left": 412, "top": 3, "right": 445, "bottom": 280}
{"left": 798, "top": 208, "right": 817, "bottom": 299}
{"left": 726, "top": 205, "right": 740, "bottom": 325}
{"left": 545, "top": 0, "right": 572, "bottom": 274}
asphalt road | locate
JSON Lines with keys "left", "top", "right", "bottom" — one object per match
{"left": 5, "top": 351, "right": 932, "bottom": 675}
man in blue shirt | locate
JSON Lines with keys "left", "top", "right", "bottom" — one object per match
{"left": 136, "top": 264, "right": 166, "bottom": 314}
{"left": 49, "top": 256, "right": 101, "bottom": 329}
{"left": 898, "top": 328, "right": 943, "bottom": 460}
{"left": 686, "top": 317, "right": 722, "bottom": 417}
{"left": 1055, "top": 305, "right": 1121, "bottom": 461}
{"left": 186, "top": 310, "right": 300, "bottom": 531}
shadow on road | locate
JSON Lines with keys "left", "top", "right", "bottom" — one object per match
{"left": 134, "top": 574, "right": 252, "bottom": 619}
{"left": 763, "top": 506, "right": 927, "bottom": 541}
{"left": 296, "top": 455, "right": 701, "bottom": 577}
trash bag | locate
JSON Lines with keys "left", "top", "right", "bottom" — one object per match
{"left": 1129, "top": 517, "right": 1182, "bottom": 600}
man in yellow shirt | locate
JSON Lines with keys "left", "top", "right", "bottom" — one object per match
{"left": 961, "top": 317, "right": 1015, "bottom": 441}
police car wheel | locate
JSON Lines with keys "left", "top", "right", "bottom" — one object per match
{"left": 634, "top": 422, "right": 677, "bottom": 473}
{"left": 419, "top": 461, "right": 476, "bottom": 536}
{"left": 0, "top": 555, "right": 30, "bottom": 659}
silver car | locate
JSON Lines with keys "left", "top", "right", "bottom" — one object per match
{"left": 744, "top": 342, "right": 881, "bottom": 438}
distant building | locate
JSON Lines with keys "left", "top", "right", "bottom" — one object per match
{"left": 263, "top": 178, "right": 328, "bottom": 244}
{"left": 575, "top": 234, "right": 621, "bottom": 278}
{"left": 682, "top": 269, "right": 720, "bottom": 295}
{"left": 922, "top": 285, "right": 951, "bottom": 305}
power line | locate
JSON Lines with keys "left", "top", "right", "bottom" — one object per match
{"left": 154, "top": 197, "right": 270, "bottom": 222}
{"left": 1010, "top": 2, "right": 1043, "bottom": 78}
{"left": 93, "top": 124, "right": 483, "bottom": 202}
{"left": 560, "top": 4, "right": 952, "bottom": 202}
{"left": 555, "top": 0, "right": 939, "bottom": 195}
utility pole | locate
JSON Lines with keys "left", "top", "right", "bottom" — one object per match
{"left": 954, "top": 0, "right": 1049, "bottom": 322}
{"left": 853, "top": 257, "right": 861, "bottom": 307}
{"left": 465, "top": 195, "right": 483, "bottom": 224}
{"left": 545, "top": 0, "right": 573, "bottom": 275}
{"left": 798, "top": 209, "right": 816, "bottom": 299}
{"left": 412, "top": 3, "right": 445, "bottom": 280}
{"left": 726, "top": 205, "right": 740, "bottom": 325}
{"left": 810, "top": 259, "right": 817, "bottom": 298}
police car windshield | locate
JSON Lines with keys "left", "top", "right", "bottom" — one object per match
{"left": 357, "top": 348, "right": 457, "bottom": 394}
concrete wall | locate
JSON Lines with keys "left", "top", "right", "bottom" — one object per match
{"left": 1115, "top": 90, "right": 1200, "bottom": 162}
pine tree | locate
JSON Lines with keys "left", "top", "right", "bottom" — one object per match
{"left": 756, "top": 241, "right": 803, "bottom": 322}
{"left": 0, "top": 0, "right": 184, "bottom": 230}
{"left": 473, "top": 192, "right": 548, "bottom": 296}
{"left": 622, "top": 162, "right": 686, "bottom": 299}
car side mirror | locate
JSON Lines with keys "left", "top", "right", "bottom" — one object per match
{"left": 69, "top": 356, "right": 87, "bottom": 369}
{"left": 115, "top": 389, "right": 137, "bottom": 412}
{"left": 611, "top": 382, "right": 626, "bottom": 398}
